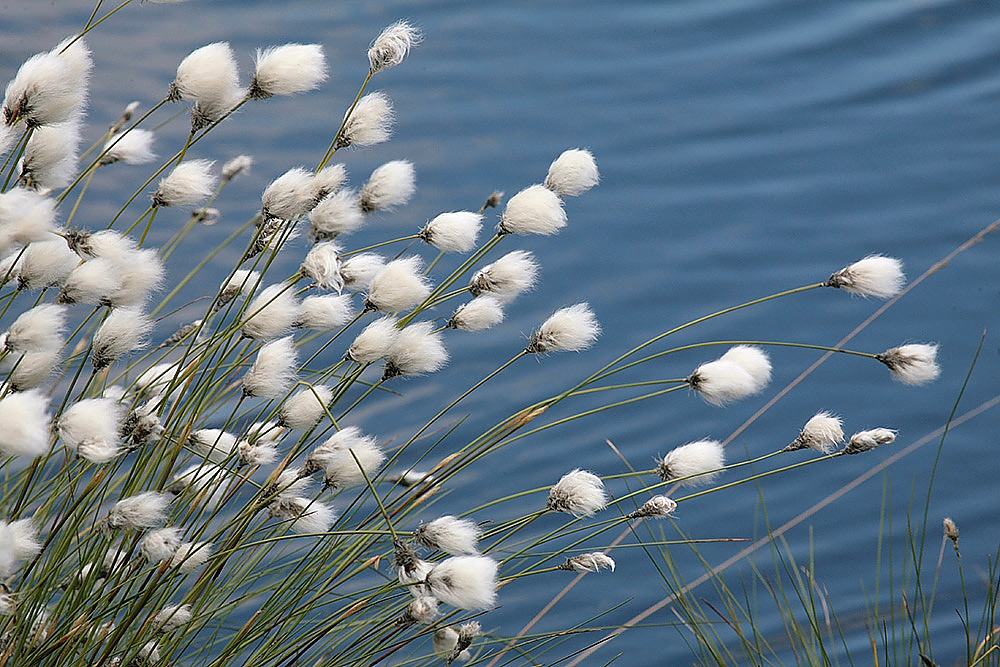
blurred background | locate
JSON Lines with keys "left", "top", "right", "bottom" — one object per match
{"left": 3, "top": 0, "right": 999, "bottom": 664}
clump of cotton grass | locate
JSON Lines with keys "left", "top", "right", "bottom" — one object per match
{"left": 657, "top": 439, "right": 725, "bottom": 486}
{"left": 106, "top": 248, "right": 166, "bottom": 307}
{"left": 0, "top": 390, "right": 51, "bottom": 458}
{"left": 340, "top": 252, "right": 386, "bottom": 291}
{"left": 241, "top": 283, "right": 300, "bottom": 340}
{"left": 268, "top": 496, "right": 336, "bottom": 534}
{"left": 0, "top": 188, "right": 57, "bottom": 254}
{"left": 3, "top": 38, "right": 92, "bottom": 128}
{"left": 221, "top": 154, "right": 253, "bottom": 182}
{"left": 57, "top": 397, "right": 124, "bottom": 463}
{"left": 434, "top": 627, "right": 471, "bottom": 663}
{"left": 426, "top": 555, "right": 498, "bottom": 610}
{"left": 310, "top": 189, "right": 365, "bottom": 240}
{"left": 152, "top": 159, "right": 217, "bottom": 208}
{"left": 216, "top": 269, "right": 259, "bottom": 311}
{"left": 15, "top": 238, "right": 79, "bottom": 290}
{"left": 469, "top": 249, "right": 539, "bottom": 302}
{"left": 20, "top": 118, "right": 82, "bottom": 189}
{"left": 168, "top": 41, "right": 243, "bottom": 130}
{"left": 100, "top": 129, "right": 156, "bottom": 166}
{"left": 842, "top": 427, "right": 897, "bottom": 455}
{"left": 527, "top": 303, "right": 600, "bottom": 353}
{"left": 296, "top": 294, "right": 354, "bottom": 330}
{"left": 498, "top": 184, "right": 567, "bottom": 235}
{"left": 170, "top": 541, "right": 213, "bottom": 573}
{"left": 312, "top": 163, "right": 348, "bottom": 200}
{"left": 783, "top": 411, "right": 844, "bottom": 453}
{"left": 403, "top": 596, "right": 439, "bottom": 626}
{"left": 262, "top": 167, "right": 316, "bottom": 221}
{"left": 419, "top": 211, "right": 482, "bottom": 252}
{"left": 249, "top": 44, "right": 327, "bottom": 99}
{"left": 628, "top": 495, "right": 678, "bottom": 520}
{"left": 559, "top": 552, "right": 615, "bottom": 573}
{"left": 365, "top": 256, "right": 431, "bottom": 313}
{"left": 447, "top": 296, "right": 505, "bottom": 332}
{"left": 368, "top": 20, "right": 422, "bottom": 74}
{"left": 300, "top": 241, "right": 343, "bottom": 291}
{"left": 337, "top": 91, "right": 393, "bottom": 148}
{"left": 140, "top": 527, "right": 182, "bottom": 563}
{"left": 103, "top": 492, "right": 171, "bottom": 531}
{"left": 360, "top": 160, "right": 415, "bottom": 213}
{"left": 686, "top": 346, "right": 771, "bottom": 406}
{"left": 91, "top": 308, "right": 153, "bottom": 369}
{"left": 544, "top": 148, "right": 599, "bottom": 197}
{"left": 303, "top": 427, "right": 385, "bottom": 489}
{"left": 188, "top": 429, "right": 238, "bottom": 463}
{"left": 0, "top": 519, "right": 41, "bottom": 577}
{"left": 152, "top": 604, "right": 192, "bottom": 634}
{"left": 547, "top": 469, "right": 607, "bottom": 517}
{"left": 8, "top": 349, "right": 61, "bottom": 391}
{"left": 58, "top": 257, "right": 121, "bottom": 305}
{"left": 383, "top": 321, "right": 448, "bottom": 379}
{"left": 876, "top": 343, "right": 941, "bottom": 385}
{"left": 415, "top": 516, "right": 481, "bottom": 555}
{"left": 242, "top": 336, "right": 298, "bottom": 399}
{"left": 825, "top": 254, "right": 905, "bottom": 298}
{"left": 346, "top": 316, "right": 398, "bottom": 363}
{"left": 280, "top": 385, "right": 333, "bottom": 430}
{"left": 4, "top": 303, "right": 66, "bottom": 353}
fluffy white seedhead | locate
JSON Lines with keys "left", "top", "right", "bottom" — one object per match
{"left": 297, "top": 294, "right": 355, "bottom": 330}
{"left": 339, "top": 92, "right": 394, "bottom": 148}
{"left": 309, "top": 189, "right": 365, "bottom": 241}
{"left": 498, "top": 184, "right": 567, "bottom": 235}
{"left": 58, "top": 397, "right": 123, "bottom": 461}
{"left": 153, "top": 604, "right": 192, "bottom": 633}
{"left": 426, "top": 555, "right": 498, "bottom": 610}
{"left": 365, "top": 256, "right": 431, "bottom": 313}
{"left": 262, "top": 167, "right": 315, "bottom": 220}
{"left": 562, "top": 552, "right": 615, "bottom": 573}
{"left": 0, "top": 390, "right": 51, "bottom": 457}
{"left": 826, "top": 255, "right": 905, "bottom": 298}
{"left": 17, "top": 238, "right": 79, "bottom": 290}
{"left": 237, "top": 438, "right": 279, "bottom": 468}
{"left": 0, "top": 188, "right": 57, "bottom": 254}
{"left": 340, "top": 253, "right": 385, "bottom": 291}
{"left": 346, "top": 317, "right": 398, "bottom": 363}
{"left": 469, "top": 250, "right": 539, "bottom": 302}
{"left": 360, "top": 160, "right": 416, "bottom": 213}
{"left": 189, "top": 428, "right": 238, "bottom": 462}
{"left": 527, "top": 303, "right": 600, "bottom": 353}
{"left": 448, "top": 296, "right": 504, "bottom": 332}
{"left": 216, "top": 269, "right": 260, "bottom": 311}
{"left": 280, "top": 385, "right": 333, "bottom": 430}
{"left": 241, "top": 283, "right": 300, "bottom": 340}
{"left": 20, "top": 118, "right": 82, "bottom": 189}
{"left": 136, "top": 362, "right": 184, "bottom": 395}
{"left": 312, "top": 164, "right": 348, "bottom": 201}
{"left": 170, "top": 42, "right": 241, "bottom": 107}
{"left": 250, "top": 44, "right": 327, "bottom": 98}
{"left": 3, "top": 38, "right": 91, "bottom": 127}
{"left": 168, "top": 464, "right": 230, "bottom": 508}
{"left": 153, "top": 159, "right": 217, "bottom": 208}
{"left": 170, "top": 541, "right": 212, "bottom": 573}
{"left": 105, "top": 491, "right": 170, "bottom": 531}
{"left": 243, "top": 336, "right": 298, "bottom": 399}
{"left": 368, "top": 20, "right": 422, "bottom": 74}
{"left": 419, "top": 211, "right": 481, "bottom": 253}
{"left": 687, "top": 358, "right": 759, "bottom": 406}
{"left": 415, "top": 516, "right": 481, "bottom": 555}
{"left": 547, "top": 469, "right": 607, "bottom": 517}
{"left": 545, "top": 148, "right": 599, "bottom": 197}
{"left": 384, "top": 321, "right": 448, "bottom": 379}
{"left": 100, "top": 129, "right": 155, "bottom": 166}
{"left": 877, "top": 343, "right": 941, "bottom": 386}
{"left": 301, "top": 241, "right": 343, "bottom": 291}
{"left": 140, "top": 526, "right": 182, "bottom": 562}
{"left": 105, "top": 248, "right": 165, "bottom": 307}
{"left": 66, "top": 229, "right": 135, "bottom": 260}
{"left": 5, "top": 303, "right": 66, "bottom": 353}
{"left": 434, "top": 627, "right": 471, "bottom": 663}
{"left": 58, "top": 258, "right": 121, "bottom": 305}
{"left": 406, "top": 596, "right": 439, "bottom": 625}
{"left": 269, "top": 496, "right": 336, "bottom": 534}
{"left": 221, "top": 154, "right": 253, "bottom": 182}
{"left": 309, "top": 427, "right": 385, "bottom": 489}
{"left": 0, "top": 519, "right": 41, "bottom": 577}
{"left": 657, "top": 440, "right": 725, "bottom": 486}
{"left": 784, "top": 411, "right": 844, "bottom": 453}
{"left": 844, "top": 428, "right": 897, "bottom": 455}
{"left": 8, "top": 350, "right": 60, "bottom": 391}
{"left": 92, "top": 308, "right": 153, "bottom": 369}
{"left": 629, "top": 495, "right": 678, "bottom": 520}
{"left": 720, "top": 345, "right": 771, "bottom": 388}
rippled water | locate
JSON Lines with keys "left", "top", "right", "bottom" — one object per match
{"left": 4, "top": 1, "right": 999, "bottom": 664}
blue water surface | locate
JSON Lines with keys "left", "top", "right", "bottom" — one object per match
{"left": 3, "top": 0, "right": 999, "bottom": 664}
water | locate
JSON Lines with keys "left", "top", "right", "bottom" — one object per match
{"left": 3, "top": 0, "right": 999, "bottom": 664}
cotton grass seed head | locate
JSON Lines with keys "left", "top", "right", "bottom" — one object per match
{"left": 657, "top": 439, "right": 725, "bottom": 486}
{"left": 242, "top": 336, "right": 298, "bottom": 399}
{"left": 561, "top": 552, "right": 615, "bottom": 573}
{"left": 843, "top": 428, "right": 896, "bottom": 455}
{"left": 415, "top": 515, "right": 481, "bottom": 555}
{"left": 783, "top": 411, "right": 844, "bottom": 453}
{"left": 309, "top": 189, "right": 365, "bottom": 240}
{"left": 140, "top": 527, "right": 182, "bottom": 563}
{"left": 365, "top": 256, "right": 431, "bottom": 313}
{"left": 5, "top": 303, "right": 66, "bottom": 353}
{"left": 0, "top": 188, "right": 58, "bottom": 254}
{"left": 216, "top": 269, "right": 259, "bottom": 311}
{"left": 250, "top": 44, "right": 327, "bottom": 99}
{"left": 58, "top": 397, "right": 123, "bottom": 462}
{"left": 0, "top": 519, "right": 41, "bottom": 577}
{"left": 339, "top": 91, "right": 394, "bottom": 148}
{"left": 943, "top": 517, "right": 959, "bottom": 544}
{"left": 262, "top": 167, "right": 315, "bottom": 220}
{"left": 340, "top": 253, "right": 385, "bottom": 291}
{"left": 4, "top": 38, "right": 91, "bottom": 128}
{"left": 419, "top": 211, "right": 482, "bottom": 252}
{"left": 100, "top": 129, "right": 155, "bottom": 166}
{"left": 301, "top": 241, "right": 343, "bottom": 291}
{"left": 171, "top": 541, "right": 212, "bottom": 573}
{"left": 383, "top": 321, "right": 448, "bottom": 379}
{"left": 545, "top": 148, "right": 599, "bottom": 197}
{"left": 368, "top": 20, "right": 422, "bottom": 74}
{"left": 241, "top": 283, "right": 300, "bottom": 340}
{"left": 527, "top": 303, "right": 600, "bottom": 354}
{"left": 152, "top": 604, "right": 192, "bottom": 633}
{"left": 105, "top": 248, "right": 165, "bottom": 307}
{"left": 426, "top": 555, "right": 498, "bottom": 610}
{"left": 360, "top": 160, "right": 416, "bottom": 213}
{"left": 221, "top": 154, "right": 253, "bottom": 182}
{"left": 152, "top": 159, "right": 217, "bottom": 208}
{"left": 447, "top": 296, "right": 504, "bottom": 332}
{"left": 280, "top": 385, "right": 333, "bottom": 430}
{"left": 825, "top": 254, "right": 905, "bottom": 298}
{"left": 720, "top": 345, "right": 772, "bottom": 387}
{"left": 346, "top": 316, "right": 399, "bottom": 363}
{"left": 498, "top": 184, "right": 567, "bottom": 235}
{"left": 0, "top": 390, "right": 51, "bottom": 458}
{"left": 20, "top": 118, "right": 82, "bottom": 189}
{"left": 17, "top": 238, "right": 79, "bottom": 290}
{"left": 434, "top": 627, "right": 470, "bottom": 663}
{"left": 312, "top": 163, "right": 348, "bottom": 201}
{"left": 547, "top": 469, "right": 607, "bottom": 516}
{"left": 687, "top": 357, "right": 763, "bottom": 406}
{"left": 104, "top": 491, "right": 170, "bottom": 531}
{"left": 58, "top": 258, "right": 122, "bottom": 305}
{"left": 469, "top": 249, "right": 539, "bottom": 302}
{"left": 189, "top": 428, "right": 238, "bottom": 462}
{"left": 308, "top": 427, "right": 385, "bottom": 489}
{"left": 876, "top": 343, "right": 941, "bottom": 386}
{"left": 296, "top": 294, "right": 355, "bottom": 330}
{"left": 405, "top": 596, "right": 438, "bottom": 625}
{"left": 628, "top": 495, "right": 678, "bottom": 519}
{"left": 8, "top": 349, "right": 61, "bottom": 390}
{"left": 269, "top": 496, "right": 336, "bottom": 534}
{"left": 92, "top": 308, "right": 153, "bottom": 369}
{"left": 170, "top": 42, "right": 240, "bottom": 105}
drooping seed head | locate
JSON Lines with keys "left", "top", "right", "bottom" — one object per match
{"left": 876, "top": 343, "right": 940, "bottom": 386}
{"left": 657, "top": 439, "right": 725, "bottom": 486}
{"left": 825, "top": 255, "right": 905, "bottom": 298}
